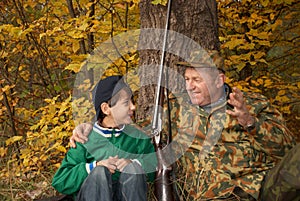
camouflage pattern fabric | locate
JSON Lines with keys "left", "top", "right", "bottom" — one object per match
{"left": 176, "top": 50, "right": 225, "bottom": 72}
{"left": 163, "top": 89, "right": 296, "bottom": 200}
{"left": 260, "top": 143, "right": 300, "bottom": 201}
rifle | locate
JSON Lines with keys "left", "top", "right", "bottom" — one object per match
{"left": 151, "top": 0, "right": 175, "bottom": 200}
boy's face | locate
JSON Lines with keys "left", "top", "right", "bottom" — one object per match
{"left": 110, "top": 89, "right": 135, "bottom": 126}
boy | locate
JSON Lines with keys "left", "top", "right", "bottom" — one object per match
{"left": 52, "top": 76, "right": 156, "bottom": 201}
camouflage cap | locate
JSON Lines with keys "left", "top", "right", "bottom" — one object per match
{"left": 176, "top": 50, "right": 225, "bottom": 72}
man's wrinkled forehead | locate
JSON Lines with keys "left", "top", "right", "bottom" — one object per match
{"left": 184, "top": 66, "right": 219, "bottom": 77}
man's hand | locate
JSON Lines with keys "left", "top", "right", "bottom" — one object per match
{"left": 226, "top": 87, "right": 254, "bottom": 129}
{"left": 70, "top": 123, "right": 93, "bottom": 148}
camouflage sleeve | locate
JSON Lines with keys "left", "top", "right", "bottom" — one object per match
{"left": 245, "top": 92, "right": 296, "bottom": 158}
{"left": 260, "top": 143, "right": 300, "bottom": 201}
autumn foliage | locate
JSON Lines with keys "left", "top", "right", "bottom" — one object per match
{"left": 0, "top": 0, "right": 299, "bottom": 200}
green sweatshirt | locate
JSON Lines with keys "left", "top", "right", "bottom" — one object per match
{"left": 52, "top": 123, "right": 157, "bottom": 196}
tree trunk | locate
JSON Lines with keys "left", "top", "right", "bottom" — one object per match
{"left": 136, "top": 0, "right": 220, "bottom": 120}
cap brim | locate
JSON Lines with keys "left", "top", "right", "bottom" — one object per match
{"left": 176, "top": 61, "right": 214, "bottom": 68}
{"left": 176, "top": 61, "right": 225, "bottom": 73}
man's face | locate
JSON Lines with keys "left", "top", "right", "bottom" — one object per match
{"left": 184, "top": 67, "right": 222, "bottom": 106}
{"left": 110, "top": 89, "right": 135, "bottom": 126}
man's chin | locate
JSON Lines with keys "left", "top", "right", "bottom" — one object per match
{"left": 190, "top": 99, "right": 201, "bottom": 105}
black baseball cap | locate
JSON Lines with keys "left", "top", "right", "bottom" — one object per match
{"left": 92, "top": 76, "right": 130, "bottom": 120}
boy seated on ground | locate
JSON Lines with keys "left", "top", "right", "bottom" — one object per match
{"left": 52, "top": 76, "right": 156, "bottom": 201}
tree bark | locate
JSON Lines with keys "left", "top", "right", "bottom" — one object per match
{"left": 136, "top": 0, "right": 220, "bottom": 120}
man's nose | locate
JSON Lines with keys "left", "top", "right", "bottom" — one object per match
{"left": 186, "top": 81, "right": 194, "bottom": 90}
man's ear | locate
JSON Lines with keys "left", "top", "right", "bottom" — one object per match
{"left": 100, "top": 102, "right": 110, "bottom": 115}
{"left": 215, "top": 73, "right": 226, "bottom": 88}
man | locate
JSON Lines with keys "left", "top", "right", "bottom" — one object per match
{"left": 70, "top": 50, "right": 297, "bottom": 200}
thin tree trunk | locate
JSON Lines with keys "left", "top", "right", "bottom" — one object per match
{"left": 66, "top": 0, "right": 94, "bottom": 84}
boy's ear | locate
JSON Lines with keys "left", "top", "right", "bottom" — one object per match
{"left": 100, "top": 102, "right": 110, "bottom": 115}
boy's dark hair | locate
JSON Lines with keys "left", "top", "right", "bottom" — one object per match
{"left": 92, "top": 76, "right": 132, "bottom": 122}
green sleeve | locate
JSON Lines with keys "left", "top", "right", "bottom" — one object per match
{"left": 136, "top": 135, "right": 157, "bottom": 182}
{"left": 52, "top": 143, "right": 91, "bottom": 195}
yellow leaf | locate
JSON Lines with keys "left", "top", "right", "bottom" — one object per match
{"left": 151, "top": 0, "right": 167, "bottom": 6}
{"left": 32, "top": 156, "right": 39, "bottom": 163}
{"left": 65, "top": 63, "right": 81, "bottom": 73}
{"left": 251, "top": 80, "right": 259, "bottom": 87}
{"left": 40, "top": 154, "right": 48, "bottom": 161}
{"left": 1, "top": 84, "right": 15, "bottom": 93}
{"left": 275, "top": 96, "right": 290, "bottom": 103}
{"left": 224, "top": 39, "right": 245, "bottom": 50}
{"left": 78, "top": 22, "right": 89, "bottom": 31}
{"left": 6, "top": 136, "right": 23, "bottom": 146}
{"left": 257, "top": 78, "right": 264, "bottom": 85}
{"left": 23, "top": 158, "right": 29, "bottom": 166}
{"left": 254, "top": 51, "right": 265, "bottom": 59}
{"left": 41, "top": 125, "right": 48, "bottom": 132}
{"left": 0, "top": 50, "right": 8, "bottom": 58}
{"left": 278, "top": 90, "right": 286, "bottom": 96}
{"left": 281, "top": 105, "right": 291, "bottom": 114}
{"left": 20, "top": 148, "right": 31, "bottom": 159}
{"left": 251, "top": 13, "right": 258, "bottom": 19}
{"left": 56, "top": 145, "right": 67, "bottom": 153}
{"left": 53, "top": 163, "right": 61, "bottom": 168}
{"left": 236, "top": 62, "right": 246, "bottom": 72}
{"left": 72, "top": 42, "right": 80, "bottom": 53}
{"left": 261, "top": 0, "right": 270, "bottom": 7}
{"left": 45, "top": 142, "right": 60, "bottom": 153}
{"left": 30, "top": 124, "right": 40, "bottom": 131}
{"left": 264, "top": 79, "right": 273, "bottom": 87}
{"left": 39, "top": 32, "right": 47, "bottom": 39}
{"left": 0, "top": 147, "right": 7, "bottom": 157}
{"left": 270, "top": 13, "right": 275, "bottom": 21}
{"left": 257, "top": 32, "right": 269, "bottom": 40}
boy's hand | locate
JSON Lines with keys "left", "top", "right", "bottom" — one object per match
{"left": 70, "top": 123, "right": 93, "bottom": 148}
{"left": 97, "top": 156, "right": 119, "bottom": 173}
{"left": 115, "top": 158, "right": 132, "bottom": 171}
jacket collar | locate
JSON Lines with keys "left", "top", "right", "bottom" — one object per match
{"left": 199, "top": 84, "right": 233, "bottom": 114}
{"left": 93, "top": 122, "right": 125, "bottom": 138}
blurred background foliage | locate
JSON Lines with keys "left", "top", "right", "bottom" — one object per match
{"left": 0, "top": 0, "right": 299, "bottom": 200}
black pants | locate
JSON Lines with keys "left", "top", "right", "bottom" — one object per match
{"left": 76, "top": 162, "right": 147, "bottom": 201}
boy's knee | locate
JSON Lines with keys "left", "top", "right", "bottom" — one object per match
{"left": 123, "top": 162, "right": 145, "bottom": 174}
{"left": 90, "top": 166, "right": 110, "bottom": 181}
{"left": 120, "top": 162, "right": 146, "bottom": 184}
